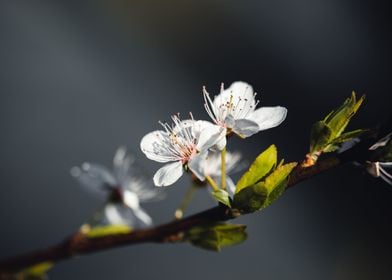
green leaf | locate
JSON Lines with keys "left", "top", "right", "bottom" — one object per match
{"left": 310, "top": 121, "right": 333, "bottom": 153}
{"left": 18, "top": 262, "right": 53, "bottom": 279}
{"left": 262, "top": 162, "right": 297, "bottom": 208}
{"left": 85, "top": 224, "right": 132, "bottom": 238}
{"left": 236, "top": 145, "right": 277, "bottom": 193}
{"left": 309, "top": 92, "right": 365, "bottom": 159}
{"left": 186, "top": 223, "right": 247, "bottom": 251}
{"left": 330, "top": 129, "right": 367, "bottom": 145}
{"left": 233, "top": 162, "right": 297, "bottom": 213}
{"left": 211, "top": 189, "right": 231, "bottom": 207}
{"left": 263, "top": 178, "right": 288, "bottom": 208}
{"left": 263, "top": 162, "right": 297, "bottom": 192}
{"left": 232, "top": 183, "right": 268, "bottom": 213}
{"left": 326, "top": 92, "right": 364, "bottom": 138}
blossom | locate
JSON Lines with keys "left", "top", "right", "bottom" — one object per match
{"left": 200, "top": 151, "right": 243, "bottom": 197}
{"left": 203, "top": 81, "right": 287, "bottom": 139}
{"left": 366, "top": 132, "right": 392, "bottom": 185}
{"left": 366, "top": 162, "right": 392, "bottom": 185}
{"left": 140, "top": 114, "right": 226, "bottom": 187}
{"left": 71, "top": 147, "right": 161, "bottom": 228}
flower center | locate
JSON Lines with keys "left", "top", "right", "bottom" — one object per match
{"left": 159, "top": 114, "right": 198, "bottom": 163}
{"left": 203, "top": 85, "right": 259, "bottom": 128}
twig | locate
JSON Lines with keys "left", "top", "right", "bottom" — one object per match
{"left": 0, "top": 154, "right": 346, "bottom": 274}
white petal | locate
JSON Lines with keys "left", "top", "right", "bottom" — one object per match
{"left": 103, "top": 204, "right": 134, "bottom": 226}
{"left": 122, "top": 190, "right": 140, "bottom": 209}
{"left": 225, "top": 177, "right": 236, "bottom": 198}
{"left": 113, "top": 146, "right": 135, "bottom": 179}
{"left": 338, "top": 138, "right": 360, "bottom": 153}
{"left": 214, "top": 135, "right": 227, "bottom": 151}
{"left": 103, "top": 204, "right": 151, "bottom": 228}
{"left": 140, "top": 130, "right": 177, "bottom": 163}
{"left": 153, "top": 161, "right": 183, "bottom": 187}
{"left": 232, "top": 119, "right": 260, "bottom": 137}
{"left": 213, "top": 81, "right": 256, "bottom": 121}
{"left": 249, "top": 106, "right": 287, "bottom": 131}
{"left": 196, "top": 122, "right": 226, "bottom": 151}
{"left": 214, "top": 81, "right": 255, "bottom": 109}
{"left": 225, "top": 152, "right": 243, "bottom": 173}
{"left": 369, "top": 132, "right": 392, "bottom": 150}
{"left": 71, "top": 163, "right": 116, "bottom": 197}
{"left": 133, "top": 207, "right": 153, "bottom": 226}
{"left": 188, "top": 151, "right": 209, "bottom": 181}
{"left": 224, "top": 115, "right": 235, "bottom": 128}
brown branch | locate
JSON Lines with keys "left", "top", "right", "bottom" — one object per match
{"left": 0, "top": 154, "right": 345, "bottom": 275}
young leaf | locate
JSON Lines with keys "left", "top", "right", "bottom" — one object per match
{"left": 236, "top": 145, "right": 277, "bottom": 193}
{"left": 185, "top": 223, "right": 247, "bottom": 251}
{"left": 262, "top": 162, "right": 297, "bottom": 208}
{"left": 232, "top": 183, "right": 268, "bottom": 213}
{"left": 307, "top": 92, "right": 365, "bottom": 164}
{"left": 233, "top": 162, "right": 297, "bottom": 213}
{"left": 17, "top": 262, "right": 53, "bottom": 279}
{"left": 325, "top": 92, "right": 364, "bottom": 138}
{"left": 211, "top": 189, "right": 231, "bottom": 207}
{"left": 263, "top": 162, "right": 298, "bottom": 193}
{"left": 310, "top": 121, "right": 332, "bottom": 153}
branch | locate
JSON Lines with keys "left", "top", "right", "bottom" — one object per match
{"left": 0, "top": 153, "right": 348, "bottom": 275}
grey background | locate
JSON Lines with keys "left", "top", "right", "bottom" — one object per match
{"left": 0, "top": 1, "right": 391, "bottom": 279}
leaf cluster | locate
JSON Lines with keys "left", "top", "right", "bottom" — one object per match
{"left": 232, "top": 145, "right": 297, "bottom": 213}
{"left": 307, "top": 92, "right": 366, "bottom": 164}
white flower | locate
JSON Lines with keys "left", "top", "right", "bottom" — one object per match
{"left": 366, "top": 132, "right": 392, "bottom": 185}
{"left": 71, "top": 147, "right": 161, "bottom": 228}
{"left": 203, "top": 81, "right": 287, "bottom": 139}
{"left": 140, "top": 114, "right": 226, "bottom": 187}
{"left": 366, "top": 162, "right": 392, "bottom": 185}
{"left": 200, "top": 151, "right": 243, "bottom": 197}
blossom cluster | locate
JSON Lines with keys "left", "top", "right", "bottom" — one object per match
{"left": 71, "top": 81, "right": 287, "bottom": 229}
{"left": 140, "top": 81, "right": 287, "bottom": 187}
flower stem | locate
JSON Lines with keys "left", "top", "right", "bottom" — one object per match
{"left": 205, "top": 175, "right": 219, "bottom": 191}
{"left": 221, "top": 146, "right": 227, "bottom": 190}
{"left": 174, "top": 184, "right": 197, "bottom": 220}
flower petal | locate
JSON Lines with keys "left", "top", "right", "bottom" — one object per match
{"left": 196, "top": 122, "right": 226, "bottom": 151}
{"left": 103, "top": 203, "right": 151, "bottom": 228}
{"left": 232, "top": 119, "right": 260, "bottom": 137}
{"left": 188, "top": 151, "right": 209, "bottom": 181}
{"left": 213, "top": 81, "right": 256, "bottom": 121}
{"left": 249, "top": 106, "right": 287, "bottom": 131}
{"left": 113, "top": 146, "right": 135, "bottom": 180}
{"left": 122, "top": 190, "right": 140, "bottom": 209}
{"left": 214, "top": 82, "right": 255, "bottom": 109}
{"left": 70, "top": 163, "right": 116, "bottom": 197}
{"left": 140, "top": 130, "right": 177, "bottom": 163}
{"left": 214, "top": 135, "right": 227, "bottom": 151}
{"left": 225, "top": 177, "right": 236, "bottom": 198}
{"left": 153, "top": 161, "right": 183, "bottom": 187}
{"left": 103, "top": 204, "right": 135, "bottom": 226}
{"left": 369, "top": 132, "right": 392, "bottom": 150}
{"left": 133, "top": 207, "right": 153, "bottom": 226}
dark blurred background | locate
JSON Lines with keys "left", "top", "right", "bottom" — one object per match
{"left": 0, "top": 1, "right": 391, "bottom": 279}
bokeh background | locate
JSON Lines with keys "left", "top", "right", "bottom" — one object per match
{"left": 1, "top": 1, "right": 391, "bottom": 279}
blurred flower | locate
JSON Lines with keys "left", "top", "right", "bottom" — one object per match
{"left": 366, "top": 132, "right": 392, "bottom": 185}
{"left": 71, "top": 147, "right": 162, "bottom": 228}
{"left": 203, "top": 81, "right": 287, "bottom": 139}
{"left": 140, "top": 114, "right": 225, "bottom": 187}
{"left": 366, "top": 162, "right": 392, "bottom": 185}
{"left": 200, "top": 151, "right": 243, "bottom": 197}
